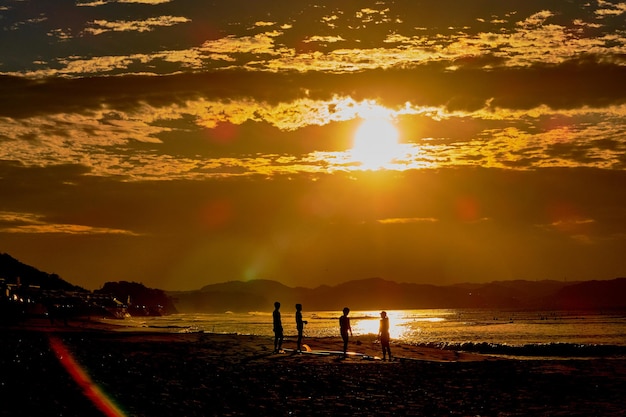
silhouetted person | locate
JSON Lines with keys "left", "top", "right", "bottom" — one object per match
{"left": 295, "top": 303, "right": 308, "bottom": 352}
{"left": 339, "top": 307, "right": 352, "bottom": 357}
{"left": 273, "top": 301, "right": 284, "bottom": 353}
{"left": 378, "top": 311, "right": 392, "bottom": 360}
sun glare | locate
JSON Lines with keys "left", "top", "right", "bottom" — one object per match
{"left": 350, "top": 311, "right": 410, "bottom": 339}
{"left": 350, "top": 117, "right": 401, "bottom": 169}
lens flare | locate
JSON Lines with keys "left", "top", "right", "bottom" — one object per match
{"left": 49, "top": 335, "right": 126, "bottom": 417}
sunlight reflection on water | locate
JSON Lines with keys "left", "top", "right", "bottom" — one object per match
{"left": 121, "top": 309, "right": 626, "bottom": 348}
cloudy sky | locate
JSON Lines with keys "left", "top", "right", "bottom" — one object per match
{"left": 1, "top": 0, "right": 626, "bottom": 291}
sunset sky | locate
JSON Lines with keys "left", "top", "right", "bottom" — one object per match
{"left": 1, "top": 0, "right": 626, "bottom": 291}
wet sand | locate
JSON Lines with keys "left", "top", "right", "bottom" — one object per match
{"left": 1, "top": 319, "right": 625, "bottom": 416}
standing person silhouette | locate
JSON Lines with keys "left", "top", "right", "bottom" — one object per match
{"left": 339, "top": 307, "right": 352, "bottom": 358}
{"left": 295, "top": 303, "right": 308, "bottom": 352}
{"left": 273, "top": 301, "right": 284, "bottom": 353}
{"left": 378, "top": 311, "right": 392, "bottom": 361}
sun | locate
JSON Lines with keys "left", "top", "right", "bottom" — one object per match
{"left": 350, "top": 117, "right": 401, "bottom": 169}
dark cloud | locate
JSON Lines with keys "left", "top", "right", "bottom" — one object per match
{"left": 3, "top": 59, "right": 626, "bottom": 120}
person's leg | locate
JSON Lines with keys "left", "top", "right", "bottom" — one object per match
{"left": 381, "top": 337, "right": 390, "bottom": 359}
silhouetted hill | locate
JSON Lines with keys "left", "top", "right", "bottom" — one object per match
{"left": 0, "top": 254, "right": 177, "bottom": 317}
{"left": 169, "top": 277, "right": 626, "bottom": 313}
{"left": 0, "top": 253, "right": 84, "bottom": 291}
{"left": 305, "top": 278, "right": 471, "bottom": 310}
{"left": 170, "top": 279, "right": 303, "bottom": 313}
{"left": 451, "top": 280, "right": 577, "bottom": 309}
{"left": 96, "top": 281, "right": 178, "bottom": 315}
{"left": 3, "top": 252, "right": 624, "bottom": 314}
{"left": 550, "top": 278, "right": 626, "bottom": 310}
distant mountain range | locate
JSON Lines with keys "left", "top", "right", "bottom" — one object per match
{"left": 2, "top": 253, "right": 625, "bottom": 314}
{"left": 168, "top": 277, "right": 626, "bottom": 313}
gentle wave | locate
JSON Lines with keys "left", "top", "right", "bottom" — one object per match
{"left": 423, "top": 341, "right": 626, "bottom": 358}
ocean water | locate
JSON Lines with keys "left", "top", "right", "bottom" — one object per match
{"left": 119, "top": 309, "right": 626, "bottom": 358}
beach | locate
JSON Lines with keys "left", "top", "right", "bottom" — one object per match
{"left": 1, "top": 319, "right": 625, "bottom": 417}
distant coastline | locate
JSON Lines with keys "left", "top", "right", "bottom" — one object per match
{"left": 2, "top": 252, "right": 625, "bottom": 317}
